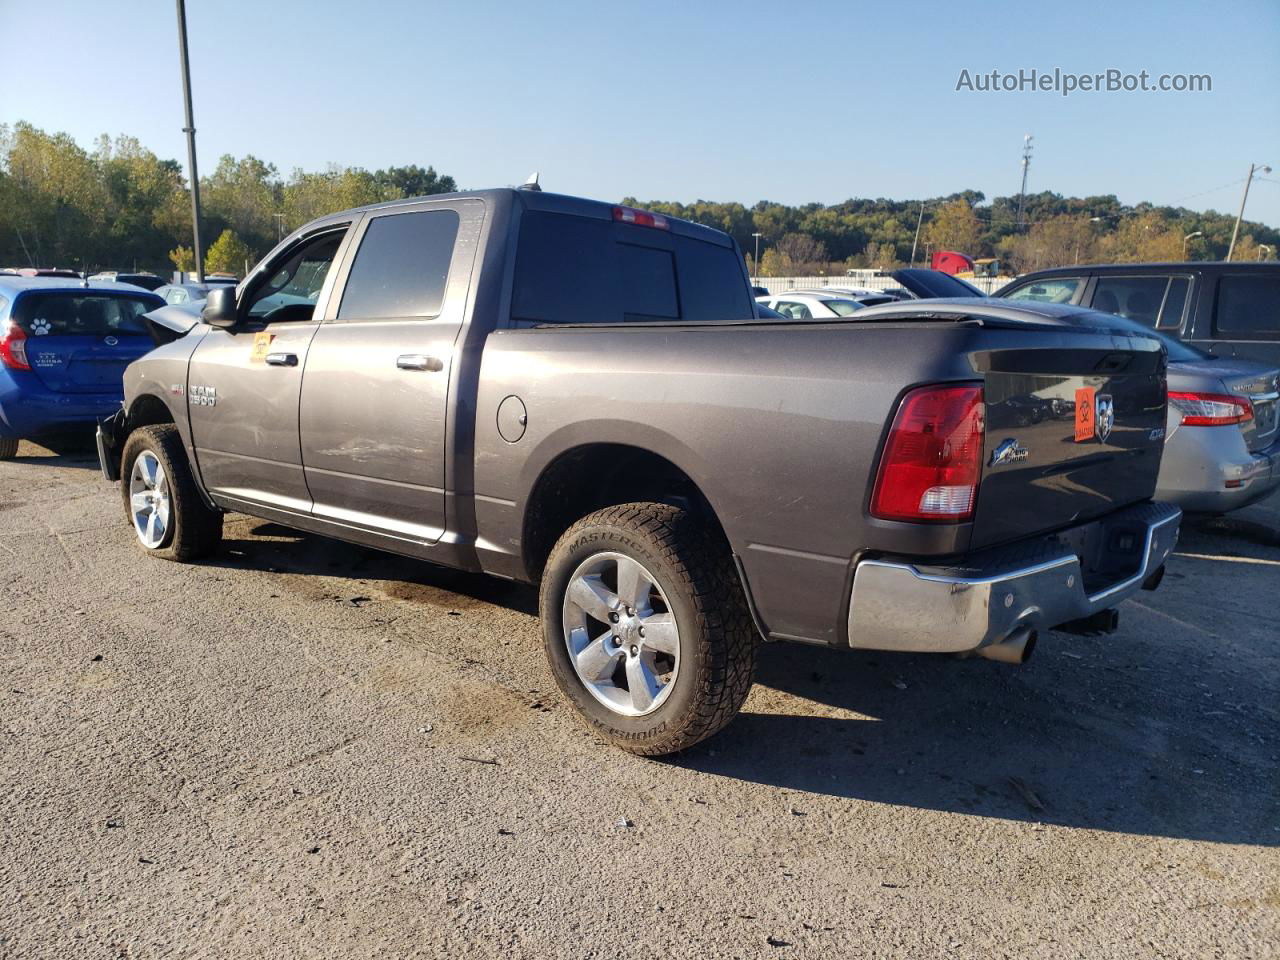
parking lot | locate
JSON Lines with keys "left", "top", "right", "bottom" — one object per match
{"left": 1, "top": 438, "right": 1277, "bottom": 959}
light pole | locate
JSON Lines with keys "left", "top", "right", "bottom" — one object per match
{"left": 1182, "top": 231, "right": 1203, "bottom": 258}
{"left": 1227, "top": 163, "right": 1272, "bottom": 261}
{"left": 910, "top": 201, "right": 926, "bottom": 266}
{"left": 752, "top": 232, "right": 763, "bottom": 278}
{"left": 175, "top": 0, "right": 203, "bottom": 281}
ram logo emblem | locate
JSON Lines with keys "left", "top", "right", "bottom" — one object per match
{"left": 1095, "top": 394, "right": 1114, "bottom": 442}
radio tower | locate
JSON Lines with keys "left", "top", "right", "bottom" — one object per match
{"left": 1016, "top": 134, "right": 1034, "bottom": 229}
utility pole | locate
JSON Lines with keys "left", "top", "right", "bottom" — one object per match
{"left": 1016, "top": 134, "right": 1033, "bottom": 229}
{"left": 176, "top": 0, "right": 204, "bottom": 281}
{"left": 910, "top": 201, "right": 926, "bottom": 266}
{"left": 752, "top": 232, "right": 763, "bottom": 278}
{"left": 274, "top": 213, "right": 285, "bottom": 242}
{"left": 1227, "top": 162, "right": 1272, "bottom": 261}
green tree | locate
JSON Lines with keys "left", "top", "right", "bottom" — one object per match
{"left": 201, "top": 154, "right": 280, "bottom": 254}
{"left": 204, "top": 229, "right": 253, "bottom": 276}
{"left": 168, "top": 244, "right": 195, "bottom": 273}
{"left": 373, "top": 164, "right": 456, "bottom": 199}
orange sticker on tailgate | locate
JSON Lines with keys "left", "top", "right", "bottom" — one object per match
{"left": 1074, "top": 387, "right": 1095, "bottom": 442}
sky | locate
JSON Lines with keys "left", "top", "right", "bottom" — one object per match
{"left": 2, "top": 0, "right": 1279, "bottom": 227}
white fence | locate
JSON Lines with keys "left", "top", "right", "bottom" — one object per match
{"left": 751, "top": 275, "right": 1013, "bottom": 296}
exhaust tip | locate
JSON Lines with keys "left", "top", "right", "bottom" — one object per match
{"left": 977, "top": 626, "right": 1037, "bottom": 665}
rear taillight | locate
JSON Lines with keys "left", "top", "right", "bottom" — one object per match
{"left": 0, "top": 321, "right": 30, "bottom": 371}
{"left": 612, "top": 205, "right": 670, "bottom": 230}
{"left": 1168, "top": 391, "right": 1253, "bottom": 427}
{"left": 871, "top": 383, "right": 985, "bottom": 523}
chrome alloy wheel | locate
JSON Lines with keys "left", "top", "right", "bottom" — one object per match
{"left": 129, "top": 450, "right": 171, "bottom": 549}
{"left": 561, "top": 552, "right": 680, "bottom": 717}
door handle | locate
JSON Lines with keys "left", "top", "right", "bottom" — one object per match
{"left": 265, "top": 352, "right": 298, "bottom": 367}
{"left": 397, "top": 354, "right": 443, "bottom": 372}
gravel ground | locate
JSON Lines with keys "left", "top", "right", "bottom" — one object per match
{"left": 1, "top": 438, "right": 1277, "bottom": 959}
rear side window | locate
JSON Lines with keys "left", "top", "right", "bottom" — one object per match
{"left": 1215, "top": 275, "right": 1280, "bottom": 339}
{"left": 1159, "top": 277, "right": 1190, "bottom": 330}
{"left": 338, "top": 210, "right": 460, "bottom": 320}
{"left": 1004, "top": 278, "right": 1081, "bottom": 304}
{"left": 1090, "top": 276, "right": 1173, "bottom": 327}
{"left": 12, "top": 293, "right": 157, "bottom": 336}
{"left": 512, "top": 211, "right": 751, "bottom": 324}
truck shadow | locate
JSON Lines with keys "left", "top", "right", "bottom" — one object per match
{"left": 671, "top": 636, "right": 1278, "bottom": 847}
{"left": 215, "top": 519, "right": 539, "bottom": 615}
{"left": 10, "top": 436, "right": 103, "bottom": 470}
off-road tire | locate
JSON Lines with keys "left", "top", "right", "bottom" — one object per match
{"left": 0, "top": 437, "right": 17, "bottom": 460}
{"left": 540, "top": 502, "right": 757, "bottom": 755}
{"left": 120, "top": 424, "right": 222, "bottom": 561}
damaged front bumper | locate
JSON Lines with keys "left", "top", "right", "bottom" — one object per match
{"left": 846, "top": 501, "right": 1181, "bottom": 654}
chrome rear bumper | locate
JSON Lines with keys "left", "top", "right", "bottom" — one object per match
{"left": 847, "top": 502, "right": 1181, "bottom": 654}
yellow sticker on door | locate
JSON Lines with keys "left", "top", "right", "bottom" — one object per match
{"left": 250, "top": 332, "right": 275, "bottom": 362}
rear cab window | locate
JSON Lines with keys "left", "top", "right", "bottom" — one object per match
{"left": 511, "top": 210, "right": 751, "bottom": 325}
{"left": 1214, "top": 274, "right": 1280, "bottom": 340}
{"left": 11, "top": 292, "right": 159, "bottom": 337}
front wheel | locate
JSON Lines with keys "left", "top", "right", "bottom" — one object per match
{"left": 539, "top": 502, "right": 757, "bottom": 755}
{"left": 120, "top": 424, "right": 222, "bottom": 561}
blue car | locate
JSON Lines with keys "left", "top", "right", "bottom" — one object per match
{"left": 0, "top": 278, "right": 163, "bottom": 459}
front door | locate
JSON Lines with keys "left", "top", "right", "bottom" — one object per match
{"left": 187, "top": 226, "right": 353, "bottom": 513}
{"left": 298, "top": 199, "right": 482, "bottom": 543}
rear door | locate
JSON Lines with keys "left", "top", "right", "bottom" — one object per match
{"left": 298, "top": 198, "right": 482, "bottom": 543}
{"left": 187, "top": 225, "right": 354, "bottom": 513}
{"left": 1210, "top": 272, "right": 1280, "bottom": 365}
{"left": 12, "top": 291, "right": 158, "bottom": 394}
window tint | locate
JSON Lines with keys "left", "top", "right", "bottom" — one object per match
{"left": 1090, "top": 276, "right": 1169, "bottom": 327}
{"left": 1215, "top": 275, "right": 1280, "bottom": 338}
{"left": 338, "top": 210, "right": 459, "bottom": 320}
{"left": 512, "top": 211, "right": 751, "bottom": 324}
{"left": 246, "top": 231, "right": 344, "bottom": 319}
{"left": 1004, "top": 278, "right": 1081, "bottom": 304}
{"left": 1159, "top": 277, "right": 1189, "bottom": 330}
{"left": 12, "top": 293, "right": 157, "bottom": 336}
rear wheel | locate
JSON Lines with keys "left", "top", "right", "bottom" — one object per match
{"left": 120, "top": 424, "right": 222, "bottom": 561}
{"left": 0, "top": 437, "right": 17, "bottom": 460}
{"left": 540, "top": 502, "right": 757, "bottom": 756}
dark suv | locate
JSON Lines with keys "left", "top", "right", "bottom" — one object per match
{"left": 998, "top": 262, "right": 1280, "bottom": 364}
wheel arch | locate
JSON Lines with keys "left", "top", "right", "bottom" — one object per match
{"left": 520, "top": 441, "right": 732, "bottom": 583}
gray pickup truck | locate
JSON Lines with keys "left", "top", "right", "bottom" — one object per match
{"left": 98, "top": 186, "right": 1181, "bottom": 755}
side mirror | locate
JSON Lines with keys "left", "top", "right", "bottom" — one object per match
{"left": 202, "top": 286, "right": 238, "bottom": 328}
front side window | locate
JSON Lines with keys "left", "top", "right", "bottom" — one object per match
{"left": 338, "top": 210, "right": 459, "bottom": 320}
{"left": 1004, "top": 277, "right": 1081, "bottom": 304}
{"left": 774, "top": 300, "right": 813, "bottom": 319}
{"left": 1158, "top": 277, "right": 1190, "bottom": 330}
{"left": 12, "top": 293, "right": 157, "bottom": 337}
{"left": 244, "top": 231, "right": 345, "bottom": 320}
{"left": 1215, "top": 275, "right": 1280, "bottom": 339}
{"left": 1090, "top": 276, "right": 1171, "bottom": 327}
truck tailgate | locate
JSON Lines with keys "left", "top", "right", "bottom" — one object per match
{"left": 972, "top": 338, "right": 1168, "bottom": 549}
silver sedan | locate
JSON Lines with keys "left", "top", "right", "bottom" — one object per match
{"left": 1157, "top": 334, "right": 1279, "bottom": 512}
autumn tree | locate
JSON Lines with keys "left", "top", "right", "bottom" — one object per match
{"left": 924, "top": 199, "right": 980, "bottom": 255}
{"left": 1003, "top": 215, "right": 1099, "bottom": 272}
{"left": 168, "top": 244, "right": 195, "bottom": 273}
{"left": 204, "top": 229, "right": 253, "bottom": 276}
